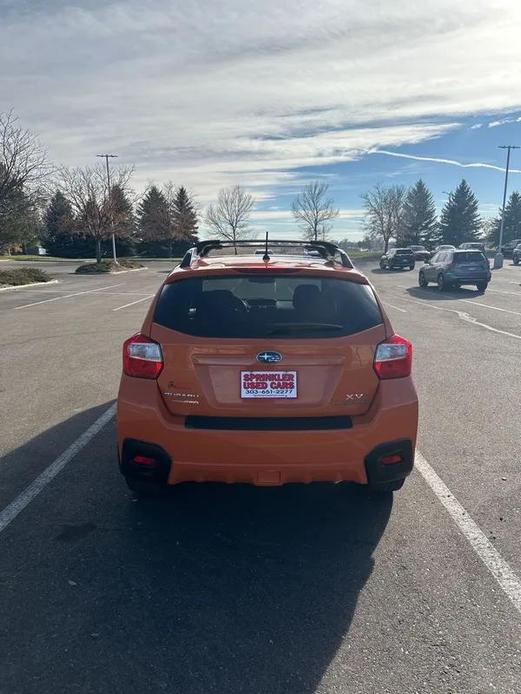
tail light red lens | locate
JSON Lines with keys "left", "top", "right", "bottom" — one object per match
{"left": 374, "top": 334, "right": 412, "bottom": 379}
{"left": 123, "top": 334, "right": 163, "bottom": 379}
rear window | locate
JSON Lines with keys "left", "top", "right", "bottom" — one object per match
{"left": 395, "top": 249, "right": 413, "bottom": 255}
{"left": 453, "top": 251, "right": 486, "bottom": 264}
{"left": 154, "top": 274, "right": 383, "bottom": 338}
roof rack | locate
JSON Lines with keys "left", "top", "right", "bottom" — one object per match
{"left": 180, "top": 238, "right": 353, "bottom": 269}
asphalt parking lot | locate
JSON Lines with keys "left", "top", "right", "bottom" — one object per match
{"left": 1, "top": 259, "right": 520, "bottom": 694}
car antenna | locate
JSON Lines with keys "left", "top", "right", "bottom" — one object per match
{"left": 262, "top": 231, "right": 270, "bottom": 262}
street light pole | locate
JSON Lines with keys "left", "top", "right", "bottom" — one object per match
{"left": 494, "top": 145, "right": 519, "bottom": 269}
{"left": 97, "top": 153, "right": 118, "bottom": 264}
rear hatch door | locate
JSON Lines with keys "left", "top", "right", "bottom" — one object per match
{"left": 151, "top": 272, "right": 386, "bottom": 418}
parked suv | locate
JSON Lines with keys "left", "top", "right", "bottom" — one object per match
{"left": 379, "top": 248, "right": 415, "bottom": 271}
{"left": 418, "top": 249, "right": 491, "bottom": 292}
{"left": 501, "top": 239, "right": 521, "bottom": 259}
{"left": 513, "top": 243, "right": 521, "bottom": 266}
{"left": 117, "top": 240, "right": 418, "bottom": 496}
{"left": 460, "top": 242, "right": 486, "bottom": 252}
{"left": 407, "top": 245, "right": 431, "bottom": 262}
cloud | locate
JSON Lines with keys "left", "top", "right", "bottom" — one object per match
{"left": 2, "top": 0, "right": 521, "bottom": 201}
{"left": 369, "top": 149, "right": 521, "bottom": 174}
{"left": 488, "top": 116, "right": 521, "bottom": 128}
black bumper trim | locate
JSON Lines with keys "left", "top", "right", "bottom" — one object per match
{"left": 184, "top": 415, "right": 353, "bottom": 431}
{"left": 364, "top": 439, "right": 414, "bottom": 486}
{"left": 120, "top": 439, "right": 172, "bottom": 483}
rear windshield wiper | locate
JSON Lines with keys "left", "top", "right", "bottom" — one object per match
{"left": 266, "top": 323, "right": 344, "bottom": 335}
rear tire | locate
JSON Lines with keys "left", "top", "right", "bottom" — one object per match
{"left": 409, "top": 264, "right": 415, "bottom": 271}
{"left": 437, "top": 273, "right": 446, "bottom": 291}
{"left": 513, "top": 256, "right": 519, "bottom": 266}
{"left": 419, "top": 271, "right": 428, "bottom": 287}
{"left": 125, "top": 477, "right": 165, "bottom": 497}
{"left": 476, "top": 281, "right": 488, "bottom": 293}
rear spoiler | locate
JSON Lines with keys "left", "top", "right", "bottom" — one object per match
{"left": 180, "top": 238, "right": 353, "bottom": 269}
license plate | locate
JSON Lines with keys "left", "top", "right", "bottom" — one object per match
{"left": 241, "top": 371, "right": 297, "bottom": 399}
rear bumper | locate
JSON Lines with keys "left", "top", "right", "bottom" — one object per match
{"left": 445, "top": 271, "right": 491, "bottom": 283}
{"left": 117, "top": 377, "right": 418, "bottom": 486}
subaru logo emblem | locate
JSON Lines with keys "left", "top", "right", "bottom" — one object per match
{"left": 257, "top": 351, "right": 282, "bottom": 364}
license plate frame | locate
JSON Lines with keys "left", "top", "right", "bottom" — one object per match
{"left": 240, "top": 371, "right": 298, "bottom": 399}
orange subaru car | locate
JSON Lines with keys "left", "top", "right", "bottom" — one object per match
{"left": 117, "top": 240, "right": 418, "bottom": 495}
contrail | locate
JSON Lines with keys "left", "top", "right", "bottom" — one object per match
{"left": 368, "top": 149, "right": 521, "bottom": 174}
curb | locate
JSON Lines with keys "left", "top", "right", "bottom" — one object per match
{"left": 75, "top": 266, "right": 149, "bottom": 276}
{"left": 112, "top": 266, "right": 148, "bottom": 274}
{"left": 0, "top": 279, "right": 60, "bottom": 292}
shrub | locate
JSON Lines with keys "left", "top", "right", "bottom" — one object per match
{"left": 0, "top": 268, "right": 51, "bottom": 286}
{"left": 75, "top": 259, "right": 143, "bottom": 274}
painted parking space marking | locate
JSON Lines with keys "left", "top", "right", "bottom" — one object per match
{"left": 4, "top": 288, "right": 153, "bottom": 296}
{"left": 0, "top": 404, "right": 116, "bottom": 535}
{"left": 460, "top": 300, "right": 521, "bottom": 316}
{"left": 14, "top": 284, "right": 124, "bottom": 310}
{"left": 406, "top": 299, "right": 521, "bottom": 340}
{"left": 487, "top": 288, "right": 521, "bottom": 297}
{"left": 383, "top": 301, "right": 407, "bottom": 313}
{"left": 112, "top": 295, "right": 155, "bottom": 311}
{"left": 415, "top": 451, "right": 521, "bottom": 615}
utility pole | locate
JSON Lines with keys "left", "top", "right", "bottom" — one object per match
{"left": 97, "top": 153, "right": 118, "bottom": 264}
{"left": 494, "top": 145, "right": 519, "bottom": 269}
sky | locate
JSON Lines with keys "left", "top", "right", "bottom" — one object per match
{"left": 2, "top": 0, "right": 521, "bottom": 240}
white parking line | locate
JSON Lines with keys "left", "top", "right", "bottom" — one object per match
{"left": 487, "top": 288, "right": 521, "bottom": 297}
{"left": 460, "top": 300, "right": 521, "bottom": 317}
{"left": 383, "top": 301, "right": 407, "bottom": 313}
{"left": 5, "top": 288, "right": 153, "bottom": 296}
{"left": 14, "top": 284, "right": 124, "bottom": 310}
{"left": 406, "top": 299, "right": 521, "bottom": 340}
{"left": 0, "top": 404, "right": 116, "bottom": 535}
{"left": 415, "top": 451, "right": 521, "bottom": 615}
{"left": 112, "top": 294, "right": 154, "bottom": 311}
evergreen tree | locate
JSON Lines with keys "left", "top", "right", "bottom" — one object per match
{"left": 107, "top": 184, "right": 137, "bottom": 256}
{"left": 41, "top": 191, "right": 88, "bottom": 257}
{"left": 399, "top": 179, "right": 438, "bottom": 248}
{"left": 110, "top": 184, "right": 135, "bottom": 237}
{"left": 137, "top": 186, "right": 170, "bottom": 240}
{"left": 487, "top": 191, "right": 521, "bottom": 246}
{"left": 438, "top": 179, "right": 481, "bottom": 246}
{"left": 172, "top": 186, "right": 198, "bottom": 242}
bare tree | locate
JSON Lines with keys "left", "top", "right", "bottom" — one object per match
{"left": 291, "top": 181, "right": 339, "bottom": 241}
{"left": 362, "top": 184, "right": 406, "bottom": 253}
{"left": 57, "top": 164, "right": 134, "bottom": 263}
{"left": 0, "top": 111, "right": 50, "bottom": 249}
{"left": 0, "top": 110, "right": 50, "bottom": 207}
{"left": 205, "top": 185, "right": 255, "bottom": 248}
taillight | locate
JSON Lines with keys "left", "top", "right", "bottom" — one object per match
{"left": 123, "top": 334, "right": 163, "bottom": 379}
{"left": 374, "top": 334, "right": 412, "bottom": 379}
